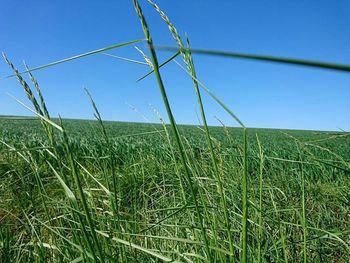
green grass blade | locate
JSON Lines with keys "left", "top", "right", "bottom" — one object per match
{"left": 96, "top": 230, "right": 181, "bottom": 262}
{"left": 3, "top": 38, "right": 145, "bottom": 78}
{"left": 256, "top": 134, "right": 264, "bottom": 263}
{"left": 132, "top": 0, "right": 212, "bottom": 259}
{"left": 241, "top": 128, "right": 248, "bottom": 263}
{"left": 102, "top": 52, "right": 148, "bottom": 65}
{"left": 157, "top": 46, "right": 350, "bottom": 73}
{"left": 174, "top": 59, "right": 245, "bottom": 128}
{"left": 6, "top": 93, "right": 63, "bottom": 132}
{"left": 136, "top": 51, "right": 180, "bottom": 82}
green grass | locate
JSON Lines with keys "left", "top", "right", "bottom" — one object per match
{"left": 1, "top": 0, "right": 350, "bottom": 262}
{"left": 0, "top": 117, "right": 349, "bottom": 262}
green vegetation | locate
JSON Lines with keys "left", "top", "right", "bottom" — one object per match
{"left": 1, "top": 119, "right": 349, "bottom": 262}
{"left": 1, "top": 1, "right": 350, "bottom": 262}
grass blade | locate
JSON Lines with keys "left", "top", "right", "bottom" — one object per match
{"left": 102, "top": 52, "right": 148, "bottom": 65}
{"left": 156, "top": 46, "right": 350, "bottom": 73}
{"left": 132, "top": 0, "right": 212, "bottom": 259}
{"left": 4, "top": 38, "right": 145, "bottom": 78}
{"left": 137, "top": 51, "right": 180, "bottom": 82}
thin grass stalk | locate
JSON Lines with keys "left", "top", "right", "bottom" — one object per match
{"left": 281, "top": 227, "right": 288, "bottom": 263}
{"left": 186, "top": 38, "right": 235, "bottom": 257}
{"left": 256, "top": 134, "right": 264, "bottom": 263}
{"left": 22, "top": 65, "right": 67, "bottom": 199}
{"left": 36, "top": 211, "right": 94, "bottom": 261}
{"left": 173, "top": 59, "right": 245, "bottom": 128}
{"left": 85, "top": 89, "right": 128, "bottom": 261}
{"left": 298, "top": 149, "right": 307, "bottom": 263}
{"left": 137, "top": 51, "right": 180, "bottom": 82}
{"left": 23, "top": 212, "right": 47, "bottom": 261}
{"left": 268, "top": 189, "right": 288, "bottom": 262}
{"left": 102, "top": 52, "right": 148, "bottom": 65}
{"left": 60, "top": 118, "right": 105, "bottom": 263}
{"left": 0, "top": 226, "right": 11, "bottom": 262}
{"left": 4, "top": 39, "right": 145, "bottom": 78}
{"left": 145, "top": 2, "right": 236, "bottom": 254}
{"left": 23, "top": 63, "right": 57, "bottom": 147}
{"left": 151, "top": 106, "right": 187, "bottom": 201}
{"left": 132, "top": 0, "right": 212, "bottom": 259}
{"left": 180, "top": 137, "right": 222, "bottom": 260}
{"left": 3, "top": 54, "right": 43, "bottom": 117}
{"left": 47, "top": 160, "right": 98, "bottom": 262}
{"left": 5, "top": 59, "right": 75, "bottom": 246}
{"left": 85, "top": 89, "right": 120, "bottom": 221}
{"left": 24, "top": 63, "right": 50, "bottom": 119}
{"left": 241, "top": 128, "right": 248, "bottom": 263}
{"left": 4, "top": 56, "right": 69, "bottom": 190}
{"left": 29, "top": 154, "right": 50, "bottom": 220}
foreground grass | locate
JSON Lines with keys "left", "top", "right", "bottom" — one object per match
{"left": 1, "top": 1, "right": 350, "bottom": 262}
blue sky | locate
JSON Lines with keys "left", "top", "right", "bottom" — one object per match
{"left": 0, "top": 0, "right": 349, "bottom": 131}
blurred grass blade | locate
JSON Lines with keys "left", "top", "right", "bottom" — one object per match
{"left": 157, "top": 46, "right": 350, "bottom": 73}
{"left": 4, "top": 38, "right": 145, "bottom": 78}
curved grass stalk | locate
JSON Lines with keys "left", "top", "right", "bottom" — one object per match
{"left": 186, "top": 38, "right": 236, "bottom": 257}
{"left": 132, "top": 0, "right": 212, "bottom": 260}
{"left": 173, "top": 60, "right": 245, "bottom": 128}
{"left": 146, "top": 1, "right": 236, "bottom": 257}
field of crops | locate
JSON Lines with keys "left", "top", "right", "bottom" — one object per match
{"left": 1, "top": 0, "right": 350, "bottom": 262}
{"left": 0, "top": 117, "right": 349, "bottom": 262}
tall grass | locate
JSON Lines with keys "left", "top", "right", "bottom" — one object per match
{"left": 1, "top": 0, "right": 350, "bottom": 262}
{"left": 132, "top": 0, "right": 212, "bottom": 259}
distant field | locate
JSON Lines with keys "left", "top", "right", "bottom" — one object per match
{"left": 1, "top": 118, "right": 349, "bottom": 262}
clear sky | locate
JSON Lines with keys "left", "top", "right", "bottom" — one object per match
{"left": 1, "top": 0, "right": 349, "bottom": 131}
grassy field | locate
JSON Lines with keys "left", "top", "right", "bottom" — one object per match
{"left": 1, "top": 0, "right": 350, "bottom": 262}
{"left": 0, "top": 118, "right": 349, "bottom": 262}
